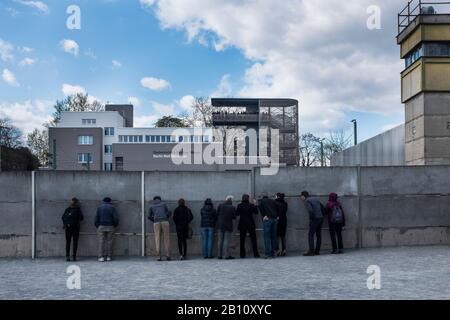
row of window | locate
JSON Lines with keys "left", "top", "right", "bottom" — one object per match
{"left": 118, "top": 135, "right": 211, "bottom": 143}
{"left": 77, "top": 153, "right": 114, "bottom": 171}
{"left": 405, "top": 42, "right": 450, "bottom": 68}
{"left": 82, "top": 119, "right": 96, "bottom": 125}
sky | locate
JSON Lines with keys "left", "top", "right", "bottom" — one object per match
{"left": 0, "top": 0, "right": 408, "bottom": 142}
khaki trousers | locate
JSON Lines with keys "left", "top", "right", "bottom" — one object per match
{"left": 154, "top": 221, "right": 170, "bottom": 258}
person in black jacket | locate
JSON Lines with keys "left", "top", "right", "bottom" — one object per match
{"left": 237, "top": 194, "right": 260, "bottom": 258}
{"left": 276, "top": 193, "right": 288, "bottom": 257}
{"left": 200, "top": 198, "right": 218, "bottom": 259}
{"left": 258, "top": 192, "right": 280, "bottom": 259}
{"left": 62, "top": 197, "right": 84, "bottom": 261}
{"left": 217, "top": 196, "right": 236, "bottom": 260}
{"left": 173, "top": 198, "right": 194, "bottom": 260}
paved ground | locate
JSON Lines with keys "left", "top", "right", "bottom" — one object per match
{"left": 1, "top": 245, "right": 449, "bottom": 300}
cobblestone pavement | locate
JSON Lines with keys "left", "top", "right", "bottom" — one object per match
{"left": 1, "top": 245, "right": 449, "bottom": 300}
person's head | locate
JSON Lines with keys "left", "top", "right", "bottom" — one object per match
{"left": 178, "top": 198, "right": 185, "bottom": 206}
{"left": 241, "top": 194, "right": 250, "bottom": 203}
{"left": 276, "top": 193, "right": 285, "bottom": 201}
{"left": 70, "top": 197, "right": 80, "bottom": 208}
{"left": 260, "top": 191, "right": 269, "bottom": 199}
{"left": 300, "top": 191, "right": 309, "bottom": 201}
{"left": 204, "top": 198, "right": 213, "bottom": 206}
{"left": 103, "top": 197, "right": 112, "bottom": 204}
{"left": 328, "top": 192, "right": 338, "bottom": 202}
{"left": 225, "top": 195, "right": 234, "bottom": 204}
{"left": 153, "top": 196, "right": 161, "bottom": 202}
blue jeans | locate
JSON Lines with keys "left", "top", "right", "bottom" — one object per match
{"left": 263, "top": 219, "right": 278, "bottom": 257}
{"left": 201, "top": 227, "right": 215, "bottom": 258}
{"left": 218, "top": 231, "right": 232, "bottom": 258}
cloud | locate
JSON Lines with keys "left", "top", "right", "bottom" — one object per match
{"left": 178, "top": 95, "right": 195, "bottom": 112}
{"left": 62, "top": 84, "right": 86, "bottom": 96}
{"left": 140, "top": 0, "right": 156, "bottom": 8}
{"left": 2, "top": 69, "right": 19, "bottom": 87}
{"left": 112, "top": 60, "right": 122, "bottom": 68}
{"left": 146, "top": 0, "right": 405, "bottom": 134}
{"left": 151, "top": 100, "right": 175, "bottom": 115}
{"left": 128, "top": 96, "right": 141, "bottom": 107}
{"left": 0, "top": 100, "right": 53, "bottom": 135}
{"left": 211, "top": 74, "right": 232, "bottom": 97}
{"left": 20, "top": 47, "right": 34, "bottom": 53}
{"left": 141, "top": 77, "right": 171, "bottom": 91}
{"left": 59, "top": 39, "right": 79, "bottom": 56}
{"left": 15, "top": 1, "right": 49, "bottom": 14}
{"left": 0, "top": 38, "right": 14, "bottom": 62}
{"left": 19, "top": 58, "right": 36, "bottom": 67}
{"left": 134, "top": 114, "right": 159, "bottom": 127}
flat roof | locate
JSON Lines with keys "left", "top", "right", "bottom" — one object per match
{"left": 211, "top": 98, "right": 298, "bottom": 107}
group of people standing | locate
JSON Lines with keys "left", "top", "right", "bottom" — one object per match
{"left": 61, "top": 191, "right": 346, "bottom": 262}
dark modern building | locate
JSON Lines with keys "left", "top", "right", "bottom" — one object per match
{"left": 211, "top": 98, "right": 299, "bottom": 166}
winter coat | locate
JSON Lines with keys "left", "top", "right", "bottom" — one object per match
{"left": 200, "top": 204, "right": 218, "bottom": 228}
{"left": 149, "top": 199, "right": 171, "bottom": 223}
{"left": 258, "top": 197, "right": 279, "bottom": 219}
{"left": 325, "top": 193, "right": 346, "bottom": 226}
{"left": 217, "top": 200, "right": 236, "bottom": 232}
{"left": 236, "top": 201, "right": 258, "bottom": 230}
{"left": 173, "top": 205, "right": 194, "bottom": 230}
{"left": 95, "top": 202, "right": 119, "bottom": 228}
{"left": 304, "top": 197, "right": 325, "bottom": 221}
{"left": 62, "top": 206, "right": 84, "bottom": 229}
{"left": 276, "top": 198, "right": 288, "bottom": 236}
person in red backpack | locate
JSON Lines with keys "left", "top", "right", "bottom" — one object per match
{"left": 325, "top": 193, "right": 346, "bottom": 254}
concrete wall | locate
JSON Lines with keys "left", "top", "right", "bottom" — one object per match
{"left": 1, "top": 166, "right": 449, "bottom": 258}
{"left": 331, "top": 125, "right": 405, "bottom": 167}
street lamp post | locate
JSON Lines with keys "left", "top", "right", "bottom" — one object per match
{"left": 320, "top": 138, "right": 325, "bottom": 167}
{"left": 351, "top": 119, "right": 358, "bottom": 146}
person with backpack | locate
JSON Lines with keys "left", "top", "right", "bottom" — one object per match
{"left": 62, "top": 197, "right": 84, "bottom": 261}
{"left": 325, "top": 192, "right": 346, "bottom": 254}
{"left": 95, "top": 197, "right": 119, "bottom": 262}
{"left": 173, "top": 198, "right": 194, "bottom": 260}
{"left": 300, "top": 191, "right": 325, "bottom": 256}
{"left": 200, "top": 198, "right": 218, "bottom": 259}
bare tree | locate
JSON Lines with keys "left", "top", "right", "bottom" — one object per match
{"left": 192, "top": 96, "right": 213, "bottom": 127}
{"left": 27, "top": 129, "right": 50, "bottom": 167}
{"left": 0, "top": 118, "right": 23, "bottom": 148}
{"left": 299, "top": 133, "right": 321, "bottom": 167}
{"left": 49, "top": 93, "right": 103, "bottom": 126}
{"left": 323, "top": 130, "right": 352, "bottom": 164}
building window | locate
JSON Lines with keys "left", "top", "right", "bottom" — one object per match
{"left": 104, "top": 145, "right": 113, "bottom": 154}
{"left": 78, "top": 136, "right": 93, "bottom": 145}
{"left": 115, "top": 157, "right": 124, "bottom": 171}
{"left": 78, "top": 153, "right": 93, "bottom": 164}
{"left": 104, "top": 163, "right": 113, "bottom": 171}
{"left": 105, "top": 127, "right": 115, "bottom": 136}
{"left": 82, "top": 119, "right": 96, "bottom": 125}
{"left": 118, "top": 135, "right": 143, "bottom": 143}
{"left": 405, "top": 45, "right": 423, "bottom": 68}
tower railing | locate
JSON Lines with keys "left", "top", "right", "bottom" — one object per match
{"left": 398, "top": 0, "right": 450, "bottom": 34}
